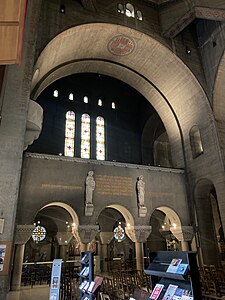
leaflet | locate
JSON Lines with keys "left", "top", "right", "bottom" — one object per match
{"left": 149, "top": 283, "right": 164, "bottom": 300}
{"left": 162, "top": 284, "right": 178, "bottom": 300}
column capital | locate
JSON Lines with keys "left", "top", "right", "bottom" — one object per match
{"left": 14, "top": 224, "right": 35, "bottom": 244}
{"left": 170, "top": 226, "right": 194, "bottom": 242}
{"left": 78, "top": 225, "right": 100, "bottom": 244}
{"left": 56, "top": 231, "right": 73, "bottom": 246}
{"left": 125, "top": 225, "right": 152, "bottom": 243}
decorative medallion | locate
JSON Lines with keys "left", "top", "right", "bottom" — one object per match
{"left": 108, "top": 35, "right": 135, "bottom": 56}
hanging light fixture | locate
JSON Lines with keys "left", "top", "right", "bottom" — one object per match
{"left": 113, "top": 222, "right": 125, "bottom": 242}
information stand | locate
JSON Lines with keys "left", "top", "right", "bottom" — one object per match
{"left": 144, "top": 251, "right": 201, "bottom": 300}
{"left": 80, "top": 251, "right": 94, "bottom": 300}
{"left": 49, "top": 259, "right": 62, "bottom": 300}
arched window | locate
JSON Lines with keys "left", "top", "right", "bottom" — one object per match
{"left": 53, "top": 90, "right": 58, "bottom": 97}
{"left": 84, "top": 96, "right": 88, "bottom": 103}
{"left": 118, "top": 3, "right": 124, "bottom": 14}
{"left": 125, "top": 3, "right": 135, "bottom": 18}
{"left": 98, "top": 99, "right": 103, "bottom": 106}
{"left": 136, "top": 10, "right": 143, "bottom": 21}
{"left": 65, "top": 111, "right": 75, "bottom": 157}
{"left": 189, "top": 125, "right": 204, "bottom": 158}
{"left": 69, "top": 93, "right": 74, "bottom": 100}
{"left": 81, "top": 114, "right": 90, "bottom": 158}
{"left": 96, "top": 116, "right": 105, "bottom": 160}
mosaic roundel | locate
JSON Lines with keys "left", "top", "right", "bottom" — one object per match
{"left": 108, "top": 35, "right": 135, "bottom": 56}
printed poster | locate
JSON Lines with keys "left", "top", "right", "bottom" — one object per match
{"left": 0, "top": 245, "right": 6, "bottom": 272}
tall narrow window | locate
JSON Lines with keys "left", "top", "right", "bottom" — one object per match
{"left": 53, "top": 90, "right": 58, "bottom": 97}
{"left": 189, "top": 125, "right": 204, "bottom": 158}
{"left": 112, "top": 102, "right": 116, "bottom": 109}
{"left": 98, "top": 99, "right": 102, "bottom": 106}
{"left": 125, "top": 3, "right": 135, "bottom": 18}
{"left": 65, "top": 111, "right": 75, "bottom": 157}
{"left": 69, "top": 93, "right": 74, "bottom": 100}
{"left": 81, "top": 114, "right": 90, "bottom": 159}
{"left": 84, "top": 96, "right": 88, "bottom": 103}
{"left": 96, "top": 116, "right": 105, "bottom": 160}
{"left": 118, "top": 3, "right": 124, "bottom": 14}
{"left": 136, "top": 10, "right": 143, "bottom": 21}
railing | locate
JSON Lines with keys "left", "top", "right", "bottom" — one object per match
{"left": 21, "top": 260, "right": 80, "bottom": 287}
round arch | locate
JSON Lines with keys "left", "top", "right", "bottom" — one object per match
{"left": 31, "top": 23, "right": 216, "bottom": 169}
{"left": 41, "top": 201, "right": 79, "bottom": 228}
{"left": 106, "top": 204, "right": 135, "bottom": 227}
{"left": 153, "top": 206, "right": 182, "bottom": 228}
{"left": 213, "top": 51, "right": 225, "bottom": 123}
{"left": 194, "top": 179, "right": 221, "bottom": 265}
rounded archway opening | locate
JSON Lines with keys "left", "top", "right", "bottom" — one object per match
{"left": 96, "top": 204, "right": 135, "bottom": 272}
{"left": 194, "top": 180, "right": 224, "bottom": 266}
{"left": 24, "top": 202, "right": 80, "bottom": 266}
{"left": 146, "top": 207, "right": 182, "bottom": 253}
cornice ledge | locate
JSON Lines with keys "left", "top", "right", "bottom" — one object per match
{"left": 24, "top": 152, "right": 184, "bottom": 174}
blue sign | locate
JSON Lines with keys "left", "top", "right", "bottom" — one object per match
{"left": 49, "top": 259, "right": 62, "bottom": 300}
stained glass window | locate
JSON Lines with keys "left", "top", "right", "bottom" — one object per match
{"left": 53, "top": 90, "right": 58, "bottom": 97}
{"left": 69, "top": 93, "right": 74, "bottom": 100}
{"left": 32, "top": 225, "right": 46, "bottom": 242}
{"left": 65, "top": 111, "right": 75, "bottom": 157}
{"left": 81, "top": 114, "right": 90, "bottom": 159}
{"left": 114, "top": 222, "right": 125, "bottom": 242}
{"left": 96, "top": 116, "right": 105, "bottom": 160}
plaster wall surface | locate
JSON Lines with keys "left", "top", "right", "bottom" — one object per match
{"left": 17, "top": 153, "right": 189, "bottom": 227}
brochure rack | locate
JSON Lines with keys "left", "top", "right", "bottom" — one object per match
{"left": 144, "top": 251, "right": 201, "bottom": 300}
{"left": 80, "top": 251, "right": 94, "bottom": 300}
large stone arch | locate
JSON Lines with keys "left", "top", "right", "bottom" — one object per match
{"left": 30, "top": 23, "right": 218, "bottom": 170}
{"left": 213, "top": 50, "right": 225, "bottom": 163}
{"left": 41, "top": 201, "right": 80, "bottom": 228}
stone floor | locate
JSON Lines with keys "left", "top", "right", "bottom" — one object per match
{"left": 6, "top": 285, "right": 49, "bottom": 300}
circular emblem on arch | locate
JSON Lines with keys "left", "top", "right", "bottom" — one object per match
{"left": 108, "top": 35, "right": 135, "bottom": 56}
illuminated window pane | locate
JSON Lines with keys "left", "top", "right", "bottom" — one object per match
{"left": 136, "top": 10, "right": 143, "bottom": 21}
{"left": 98, "top": 99, "right": 102, "bottom": 106}
{"left": 125, "top": 3, "right": 134, "bottom": 18}
{"left": 69, "top": 93, "right": 74, "bottom": 100}
{"left": 81, "top": 114, "right": 90, "bottom": 159}
{"left": 53, "top": 90, "right": 58, "bottom": 97}
{"left": 112, "top": 102, "right": 116, "bottom": 109}
{"left": 65, "top": 111, "right": 75, "bottom": 157}
{"left": 118, "top": 3, "right": 124, "bottom": 14}
{"left": 32, "top": 226, "right": 46, "bottom": 242}
{"left": 96, "top": 116, "right": 105, "bottom": 160}
{"left": 84, "top": 96, "right": 88, "bottom": 103}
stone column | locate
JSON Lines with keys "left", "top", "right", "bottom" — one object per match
{"left": 170, "top": 226, "right": 194, "bottom": 251}
{"left": 78, "top": 225, "right": 99, "bottom": 254}
{"left": 0, "top": 1, "right": 42, "bottom": 298}
{"left": 56, "top": 232, "right": 73, "bottom": 261}
{"left": 125, "top": 225, "right": 152, "bottom": 271}
{"left": 99, "top": 232, "right": 114, "bottom": 273}
{"left": 11, "top": 225, "right": 35, "bottom": 291}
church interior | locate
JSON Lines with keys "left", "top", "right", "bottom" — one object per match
{"left": 1, "top": 0, "right": 225, "bottom": 299}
